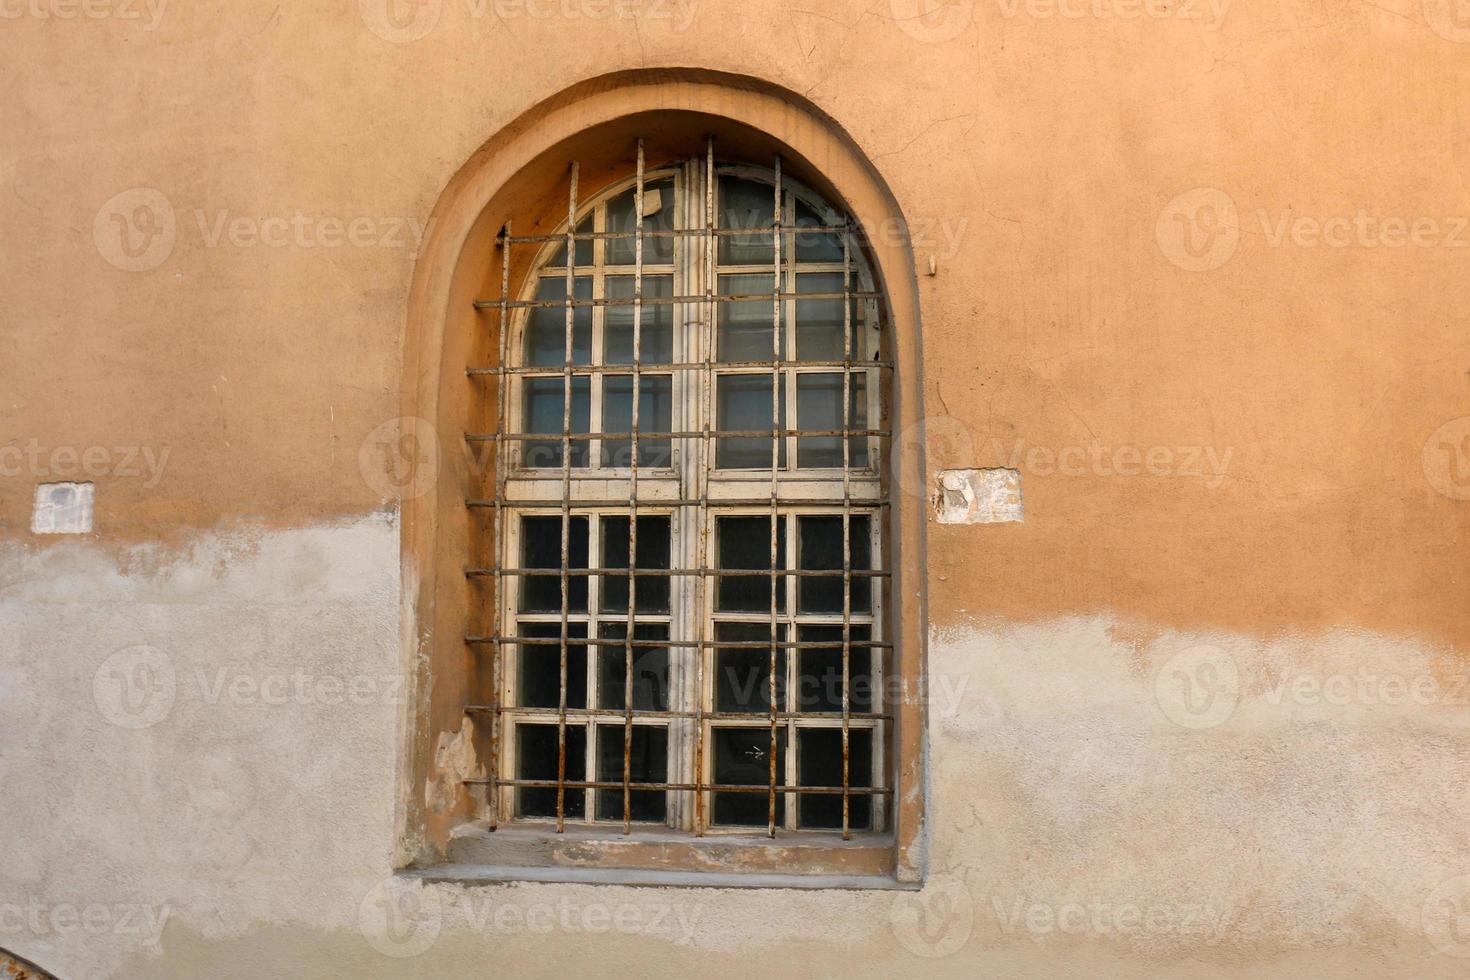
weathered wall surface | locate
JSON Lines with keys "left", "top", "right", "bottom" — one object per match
{"left": 3, "top": 0, "right": 1468, "bottom": 976}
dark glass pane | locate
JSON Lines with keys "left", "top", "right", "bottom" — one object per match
{"left": 795, "top": 372, "right": 868, "bottom": 468}
{"left": 712, "top": 727, "right": 787, "bottom": 827}
{"left": 717, "top": 274, "right": 784, "bottom": 362}
{"left": 601, "top": 375, "right": 673, "bottom": 468}
{"left": 797, "top": 515, "right": 871, "bottom": 614}
{"left": 715, "top": 515, "right": 786, "bottom": 612}
{"left": 793, "top": 197, "right": 844, "bottom": 263}
{"left": 716, "top": 374, "right": 786, "bottom": 469}
{"left": 718, "top": 175, "right": 776, "bottom": 265}
{"left": 596, "top": 725, "right": 668, "bottom": 823}
{"left": 605, "top": 275, "right": 673, "bottom": 364}
{"left": 796, "top": 625, "right": 873, "bottom": 713}
{"left": 714, "top": 622, "right": 786, "bottom": 713}
{"left": 600, "top": 516, "right": 671, "bottom": 613}
{"left": 516, "top": 723, "right": 586, "bottom": 819}
{"left": 794, "top": 272, "right": 858, "bottom": 361}
{"left": 597, "top": 622, "right": 669, "bottom": 711}
{"left": 524, "top": 276, "right": 592, "bottom": 366}
{"left": 547, "top": 214, "right": 593, "bottom": 268}
{"left": 519, "top": 515, "right": 589, "bottom": 612}
{"left": 797, "top": 728, "right": 872, "bottom": 830}
{"left": 522, "top": 376, "right": 591, "bottom": 469}
{"left": 518, "top": 621, "right": 587, "bottom": 710}
{"left": 605, "top": 179, "right": 676, "bottom": 265}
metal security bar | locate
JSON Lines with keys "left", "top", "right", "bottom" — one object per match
{"left": 468, "top": 140, "right": 890, "bottom": 839}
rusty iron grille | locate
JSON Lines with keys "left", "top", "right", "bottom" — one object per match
{"left": 465, "top": 140, "right": 893, "bottom": 839}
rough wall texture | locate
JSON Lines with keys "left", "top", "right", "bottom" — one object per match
{"left": 3, "top": 0, "right": 1469, "bottom": 976}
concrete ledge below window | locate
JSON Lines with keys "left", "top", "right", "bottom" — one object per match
{"left": 406, "top": 864, "right": 918, "bottom": 891}
{"left": 408, "top": 823, "right": 919, "bottom": 890}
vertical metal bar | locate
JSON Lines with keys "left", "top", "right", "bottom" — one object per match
{"left": 623, "top": 140, "right": 645, "bottom": 835}
{"left": 767, "top": 155, "right": 782, "bottom": 838}
{"left": 489, "top": 221, "right": 511, "bottom": 831}
{"left": 557, "top": 162, "right": 579, "bottom": 833}
{"left": 840, "top": 218, "right": 853, "bottom": 840}
{"left": 693, "top": 139, "right": 715, "bottom": 835}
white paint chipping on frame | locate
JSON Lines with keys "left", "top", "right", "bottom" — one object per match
{"left": 933, "top": 468, "right": 1022, "bottom": 524}
{"left": 31, "top": 481, "right": 95, "bottom": 534}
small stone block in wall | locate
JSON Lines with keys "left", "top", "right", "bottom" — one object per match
{"left": 31, "top": 482, "right": 95, "bottom": 534}
{"left": 933, "top": 468, "right": 1023, "bottom": 524}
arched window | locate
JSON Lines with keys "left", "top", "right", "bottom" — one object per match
{"left": 468, "top": 140, "right": 892, "bottom": 840}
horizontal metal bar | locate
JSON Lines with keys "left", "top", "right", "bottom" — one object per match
{"left": 467, "top": 567, "right": 890, "bottom": 579}
{"left": 467, "top": 705, "right": 892, "bottom": 722}
{"left": 505, "top": 225, "right": 849, "bottom": 245}
{"left": 469, "top": 497, "right": 888, "bottom": 510}
{"left": 474, "top": 291, "right": 878, "bottom": 311}
{"left": 467, "top": 428, "right": 888, "bottom": 442}
{"left": 467, "top": 635, "right": 893, "bottom": 650}
{"left": 465, "top": 778, "right": 893, "bottom": 796}
{"left": 470, "top": 358, "right": 893, "bottom": 376}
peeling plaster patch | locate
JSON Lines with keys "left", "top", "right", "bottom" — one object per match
{"left": 934, "top": 468, "right": 1022, "bottom": 524}
{"left": 31, "top": 482, "right": 94, "bottom": 534}
{"left": 428, "top": 716, "right": 482, "bottom": 816}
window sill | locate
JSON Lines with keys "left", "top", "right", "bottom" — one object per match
{"left": 410, "top": 823, "right": 916, "bottom": 890}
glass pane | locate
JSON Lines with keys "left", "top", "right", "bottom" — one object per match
{"left": 601, "top": 375, "right": 673, "bottom": 468}
{"left": 605, "top": 179, "right": 676, "bottom": 266}
{"left": 711, "top": 727, "right": 787, "bottom": 827}
{"left": 797, "top": 728, "right": 872, "bottom": 830}
{"left": 797, "top": 515, "right": 871, "bottom": 614}
{"left": 518, "top": 622, "right": 588, "bottom": 710}
{"left": 547, "top": 214, "right": 593, "bottom": 268}
{"left": 605, "top": 275, "right": 673, "bottom": 364}
{"left": 717, "top": 273, "right": 784, "bottom": 362}
{"left": 794, "top": 272, "right": 858, "bottom": 361}
{"left": 716, "top": 374, "right": 786, "bottom": 469}
{"left": 519, "top": 515, "right": 589, "bottom": 612}
{"left": 599, "top": 515, "right": 671, "bottom": 613}
{"left": 793, "top": 197, "right": 844, "bottom": 262}
{"left": 597, "top": 622, "right": 669, "bottom": 711}
{"left": 516, "top": 723, "right": 586, "bottom": 819}
{"left": 796, "top": 625, "right": 872, "bottom": 713}
{"left": 522, "top": 376, "right": 590, "bottom": 469}
{"left": 596, "top": 725, "right": 669, "bottom": 823}
{"left": 795, "top": 372, "right": 869, "bottom": 468}
{"left": 718, "top": 175, "right": 776, "bottom": 265}
{"left": 524, "top": 276, "right": 592, "bottom": 366}
{"left": 714, "top": 622, "right": 786, "bottom": 713}
{"left": 715, "top": 515, "right": 786, "bottom": 613}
